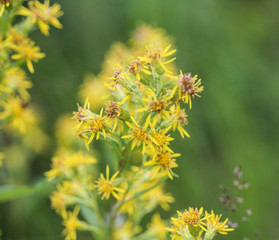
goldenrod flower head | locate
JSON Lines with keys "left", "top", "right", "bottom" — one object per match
{"left": 50, "top": 191, "right": 70, "bottom": 216}
{"left": 145, "top": 151, "right": 180, "bottom": 179}
{"left": 146, "top": 185, "right": 175, "bottom": 211}
{"left": 105, "top": 101, "right": 120, "bottom": 118}
{"left": 1, "top": 68, "right": 32, "bottom": 100}
{"left": 6, "top": 26, "right": 27, "bottom": 45}
{"left": 0, "top": 97, "right": 36, "bottom": 133}
{"left": 45, "top": 151, "right": 96, "bottom": 180}
{"left": 11, "top": 38, "right": 45, "bottom": 73}
{"left": 62, "top": 206, "right": 82, "bottom": 240}
{"left": 178, "top": 72, "right": 204, "bottom": 109}
{"left": 128, "top": 58, "right": 151, "bottom": 81}
{"left": 95, "top": 165, "right": 125, "bottom": 200}
{"left": 17, "top": 0, "right": 63, "bottom": 36}
{"left": 147, "top": 213, "right": 167, "bottom": 240}
{"left": 136, "top": 88, "right": 174, "bottom": 122}
{"left": 72, "top": 97, "right": 93, "bottom": 122}
{"left": 105, "top": 96, "right": 129, "bottom": 132}
{"left": 204, "top": 210, "right": 234, "bottom": 239}
{"left": 170, "top": 105, "right": 190, "bottom": 139}
{"left": 89, "top": 110, "right": 106, "bottom": 138}
{"left": 178, "top": 207, "right": 207, "bottom": 229}
{"left": 122, "top": 115, "right": 158, "bottom": 154}
{"left": 151, "top": 127, "right": 174, "bottom": 153}
{"left": 141, "top": 44, "right": 176, "bottom": 75}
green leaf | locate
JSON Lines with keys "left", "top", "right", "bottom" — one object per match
{"left": 0, "top": 179, "right": 56, "bottom": 202}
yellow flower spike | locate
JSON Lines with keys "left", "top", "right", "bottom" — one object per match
{"left": 95, "top": 165, "right": 125, "bottom": 200}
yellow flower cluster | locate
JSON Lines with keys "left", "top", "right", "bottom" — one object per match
{"left": 47, "top": 25, "right": 231, "bottom": 240}
{"left": 73, "top": 41, "right": 203, "bottom": 180}
{"left": 0, "top": 1, "right": 62, "bottom": 179}
{"left": 167, "top": 207, "right": 234, "bottom": 240}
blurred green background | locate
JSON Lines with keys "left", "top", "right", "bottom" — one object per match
{"left": 1, "top": 0, "right": 279, "bottom": 239}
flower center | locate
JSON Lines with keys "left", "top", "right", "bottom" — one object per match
{"left": 157, "top": 152, "right": 172, "bottom": 168}
{"left": 90, "top": 118, "right": 104, "bottom": 133}
{"left": 149, "top": 99, "right": 165, "bottom": 114}
{"left": 133, "top": 127, "right": 147, "bottom": 142}
{"left": 105, "top": 102, "right": 119, "bottom": 118}
{"left": 179, "top": 73, "right": 196, "bottom": 97}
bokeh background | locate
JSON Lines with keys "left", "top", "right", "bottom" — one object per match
{"left": 1, "top": 0, "right": 279, "bottom": 239}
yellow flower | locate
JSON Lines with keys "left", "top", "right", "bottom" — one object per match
{"left": 136, "top": 87, "right": 176, "bottom": 123}
{"left": 167, "top": 207, "right": 208, "bottom": 239}
{"left": 140, "top": 44, "right": 176, "bottom": 75}
{"left": 128, "top": 57, "right": 151, "bottom": 81}
{"left": 150, "top": 127, "right": 174, "bottom": 153}
{"left": 11, "top": 38, "right": 45, "bottom": 73}
{"left": 178, "top": 72, "right": 204, "bottom": 109}
{"left": 1, "top": 68, "right": 32, "bottom": 100}
{"left": 17, "top": 0, "right": 63, "bottom": 36}
{"left": 45, "top": 151, "right": 96, "bottom": 180}
{"left": 73, "top": 99, "right": 108, "bottom": 147}
{"left": 87, "top": 108, "right": 107, "bottom": 142}
{"left": 178, "top": 207, "right": 207, "bottom": 231}
{"left": 145, "top": 151, "right": 180, "bottom": 179}
{"left": 170, "top": 104, "right": 190, "bottom": 139}
{"left": 0, "top": 97, "right": 36, "bottom": 133}
{"left": 104, "top": 95, "right": 129, "bottom": 132}
{"left": 204, "top": 210, "right": 234, "bottom": 239}
{"left": 122, "top": 115, "right": 158, "bottom": 154}
{"left": 95, "top": 165, "right": 125, "bottom": 200}
{"left": 62, "top": 206, "right": 82, "bottom": 240}
{"left": 147, "top": 213, "right": 167, "bottom": 240}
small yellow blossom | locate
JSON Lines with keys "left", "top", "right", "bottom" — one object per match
{"left": 145, "top": 151, "right": 180, "bottom": 179}
{"left": 62, "top": 206, "right": 82, "bottom": 240}
{"left": 45, "top": 151, "right": 96, "bottom": 180}
{"left": 11, "top": 39, "right": 45, "bottom": 73}
{"left": 104, "top": 95, "right": 129, "bottom": 132}
{"left": 128, "top": 57, "right": 151, "bottom": 81}
{"left": 136, "top": 87, "right": 176, "bottom": 123}
{"left": 147, "top": 213, "right": 167, "bottom": 240}
{"left": 140, "top": 44, "right": 176, "bottom": 75}
{"left": 122, "top": 115, "right": 158, "bottom": 154}
{"left": 17, "top": 0, "right": 63, "bottom": 36}
{"left": 150, "top": 126, "right": 174, "bottom": 153}
{"left": 95, "top": 165, "right": 125, "bottom": 200}
{"left": 170, "top": 104, "right": 190, "bottom": 139}
{"left": 178, "top": 207, "right": 207, "bottom": 231}
{"left": 204, "top": 210, "right": 234, "bottom": 239}
{"left": 0, "top": 97, "right": 36, "bottom": 133}
{"left": 178, "top": 71, "right": 204, "bottom": 109}
{"left": 0, "top": 68, "right": 32, "bottom": 100}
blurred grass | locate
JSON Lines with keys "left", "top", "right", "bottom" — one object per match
{"left": 1, "top": 0, "right": 279, "bottom": 239}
